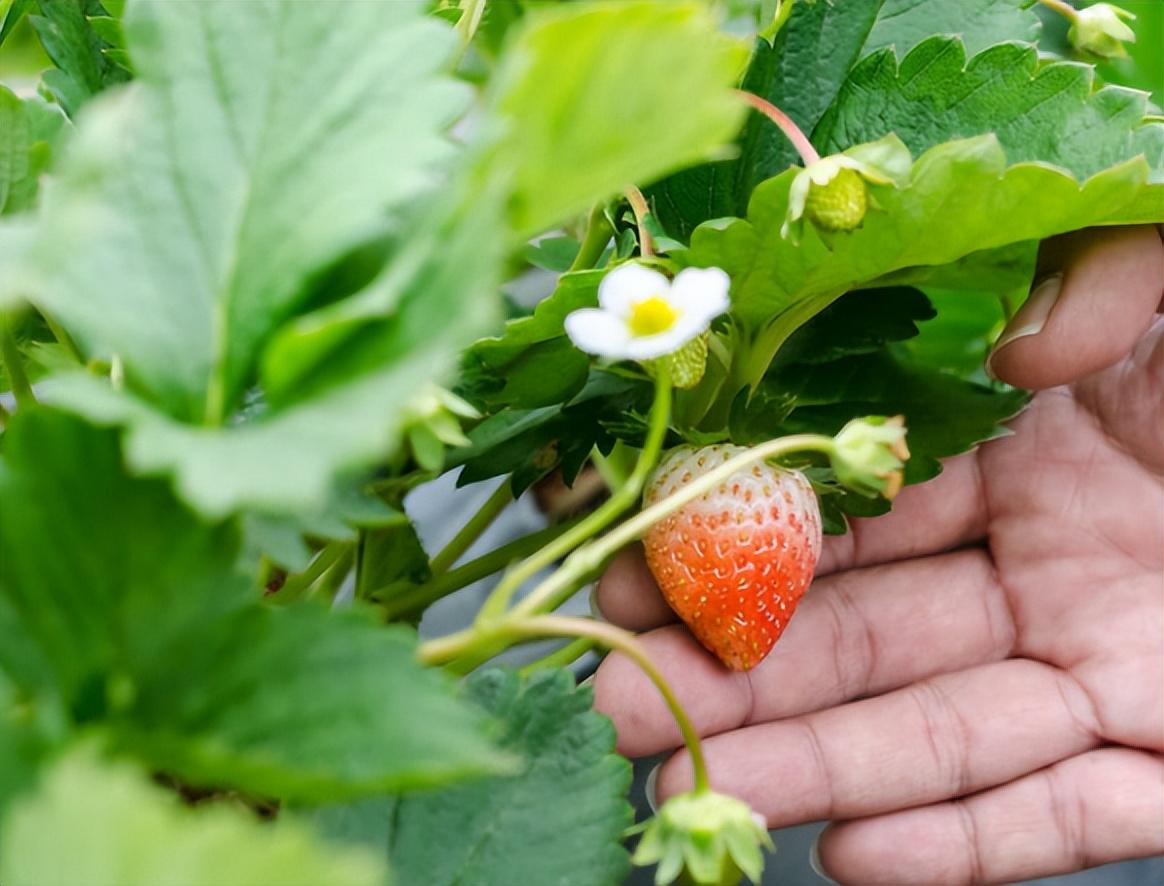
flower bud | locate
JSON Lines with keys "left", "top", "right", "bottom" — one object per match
{"left": 830, "top": 415, "right": 910, "bottom": 500}
{"left": 630, "top": 790, "right": 773, "bottom": 885}
{"left": 1069, "top": 3, "right": 1136, "bottom": 59}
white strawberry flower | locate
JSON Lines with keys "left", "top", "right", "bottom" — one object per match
{"left": 564, "top": 263, "right": 730, "bottom": 361}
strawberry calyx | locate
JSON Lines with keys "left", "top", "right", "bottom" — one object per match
{"left": 630, "top": 790, "right": 773, "bottom": 886}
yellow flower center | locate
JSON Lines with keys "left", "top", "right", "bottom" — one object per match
{"left": 628, "top": 295, "right": 679, "bottom": 336}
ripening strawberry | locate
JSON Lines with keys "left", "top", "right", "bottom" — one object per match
{"left": 642, "top": 445, "right": 822, "bottom": 671}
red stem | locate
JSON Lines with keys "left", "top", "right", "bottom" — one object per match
{"left": 735, "top": 89, "right": 821, "bottom": 166}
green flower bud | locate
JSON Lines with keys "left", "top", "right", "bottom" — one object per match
{"left": 646, "top": 332, "right": 710, "bottom": 390}
{"left": 804, "top": 166, "right": 868, "bottom": 232}
{"left": 630, "top": 790, "right": 774, "bottom": 886}
{"left": 1069, "top": 3, "right": 1136, "bottom": 59}
{"left": 830, "top": 415, "right": 910, "bottom": 500}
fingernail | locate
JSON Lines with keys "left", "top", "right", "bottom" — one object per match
{"left": 644, "top": 763, "right": 661, "bottom": 814}
{"left": 985, "top": 273, "right": 1063, "bottom": 378}
{"left": 809, "top": 833, "right": 839, "bottom": 884}
{"left": 588, "top": 583, "right": 606, "bottom": 622}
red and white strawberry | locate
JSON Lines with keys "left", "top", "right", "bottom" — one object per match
{"left": 642, "top": 444, "right": 822, "bottom": 671}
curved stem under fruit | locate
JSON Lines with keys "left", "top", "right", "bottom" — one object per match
{"left": 735, "top": 89, "right": 821, "bottom": 166}
{"left": 511, "top": 615, "right": 710, "bottom": 792}
{"left": 624, "top": 185, "right": 655, "bottom": 259}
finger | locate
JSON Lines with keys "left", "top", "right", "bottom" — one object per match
{"left": 593, "top": 548, "right": 1015, "bottom": 756}
{"left": 816, "top": 747, "right": 1164, "bottom": 886}
{"left": 987, "top": 225, "right": 1164, "bottom": 390}
{"left": 593, "top": 545, "right": 674, "bottom": 631}
{"left": 594, "top": 453, "right": 988, "bottom": 633}
{"left": 650, "top": 658, "right": 1101, "bottom": 827}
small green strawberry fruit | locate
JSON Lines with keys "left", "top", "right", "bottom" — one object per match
{"left": 804, "top": 166, "right": 867, "bottom": 233}
{"left": 630, "top": 790, "right": 774, "bottom": 886}
{"left": 647, "top": 332, "right": 709, "bottom": 389}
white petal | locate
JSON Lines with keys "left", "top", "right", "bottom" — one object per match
{"left": 807, "top": 156, "right": 843, "bottom": 186}
{"left": 564, "top": 308, "right": 633, "bottom": 358}
{"left": 785, "top": 170, "right": 811, "bottom": 225}
{"left": 597, "top": 263, "right": 672, "bottom": 316}
{"left": 623, "top": 324, "right": 699, "bottom": 360}
{"left": 668, "top": 266, "right": 730, "bottom": 325}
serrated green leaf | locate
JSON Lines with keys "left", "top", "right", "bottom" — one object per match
{"left": 317, "top": 669, "right": 633, "bottom": 886}
{"left": 0, "top": 409, "right": 508, "bottom": 801}
{"left": 490, "top": 1, "right": 749, "bottom": 236}
{"left": 768, "top": 350, "right": 1029, "bottom": 481}
{"left": 0, "top": 750, "right": 387, "bottom": 886}
{"left": 28, "top": 0, "right": 128, "bottom": 115}
{"left": 650, "top": 0, "right": 884, "bottom": 240}
{"left": 864, "top": 0, "right": 1042, "bottom": 60}
{"left": 462, "top": 269, "right": 602, "bottom": 410}
{"left": 26, "top": 0, "right": 468, "bottom": 422}
{"left": 817, "top": 38, "right": 1164, "bottom": 184}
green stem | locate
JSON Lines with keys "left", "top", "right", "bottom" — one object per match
{"left": 568, "top": 203, "right": 614, "bottom": 272}
{"left": 43, "top": 315, "right": 83, "bottom": 364}
{"left": 310, "top": 546, "right": 355, "bottom": 603}
{"left": 376, "top": 516, "right": 583, "bottom": 620}
{"left": 454, "top": 0, "right": 488, "bottom": 54}
{"left": 446, "top": 615, "right": 711, "bottom": 793}
{"left": 517, "top": 636, "right": 596, "bottom": 677}
{"left": 0, "top": 313, "right": 34, "bottom": 409}
{"left": 429, "top": 480, "right": 513, "bottom": 576}
{"left": 277, "top": 542, "right": 352, "bottom": 601}
{"left": 477, "top": 367, "right": 672, "bottom": 621}
{"left": 1037, "top": 0, "right": 1079, "bottom": 21}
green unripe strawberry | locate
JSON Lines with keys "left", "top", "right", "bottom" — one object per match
{"left": 804, "top": 166, "right": 867, "bottom": 232}
{"left": 647, "top": 332, "right": 709, "bottom": 390}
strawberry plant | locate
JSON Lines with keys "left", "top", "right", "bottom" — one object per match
{"left": 0, "top": 1, "right": 1160, "bottom": 884}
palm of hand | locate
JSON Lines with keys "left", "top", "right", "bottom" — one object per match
{"left": 593, "top": 227, "right": 1164, "bottom": 885}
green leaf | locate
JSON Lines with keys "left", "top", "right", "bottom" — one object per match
{"left": 26, "top": 0, "right": 468, "bottom": 422}
{"left": 316, "top": 669, "right": 633, "bottom": 886}
{"left": 0, "top": 409, "right": 508, "bottom": 801}
{"left": 28, "top": 0, "right": 129, "bottom": 115}
{"left": 0, "top": 409, "right": 250, "bottom": 707}
{"left": 650, "top": 0, "right": 884, "bottom": 240}
{"left": 0, "top": 0, "right": 34, "bottom": 46}
{"left": 767, "top": 350, "right": 1029, "bottom": 481}
{"left": 864, "top": 0, "right": 1042, "bottom": 60}
{"left": 490, "top": 1, "right": 749, "bottom": 236}
{"left": 0, "top": 85, "right": 65, "bottom": 215}
{"left": 691, "top": 135, "right": 1160, "bottom": 381}
{"left": 461, "top": 269, "right": 602, "bottom": 410}
{"left": 901, "top": 289, "right": 1007, "bottom": 378}
{"left": 115, "top": 604, "right": 509, "bottom": 802}
{"left": 0, "top": 749, "right": 388, "bottom": 886}
{"left": 816, "top": 38, "right": 1164, "bottom": 184}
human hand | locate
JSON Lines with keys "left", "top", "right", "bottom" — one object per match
{"left": 592, "top": 225, "right": 1164, "bottom": 885}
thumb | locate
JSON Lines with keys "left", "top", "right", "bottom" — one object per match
{"left": 986, "top": 225, "right": 1164, "bottom": 390}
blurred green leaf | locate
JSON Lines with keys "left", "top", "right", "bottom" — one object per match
{"left": 25, "top": 0, "right": 468, "bottom": 421}
{"left": 0, "top": 410, "right": 509, "bottom": 801}
{"left": 0, "top": 85, "right": 65, "bottom": 214}
{"left": 0, "top": 749, "right": 388, "bottom": 886}
{"left": 864, "top": 0, "right": 1041, "bottom": 59}
{"left": 490, "top": 1, "right": 749, "bottom": 236}
{"left": 316, "top": 668, "right": 633, "bottom": 886}
{"left": 651, "top": 0, "right": 883, "bottom": 240}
